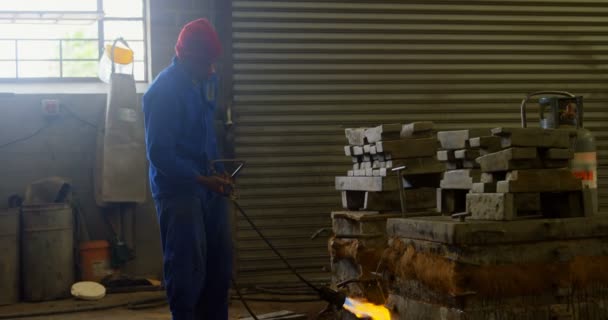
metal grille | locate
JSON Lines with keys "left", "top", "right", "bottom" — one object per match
{"left": 231, "top": 0, "right": 608, "bottom": 286}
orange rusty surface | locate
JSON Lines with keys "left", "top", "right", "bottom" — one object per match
{"left": 382, "top": 238, "right": 608, "bottom": 298}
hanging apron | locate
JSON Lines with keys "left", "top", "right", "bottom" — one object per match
{"left": 95, "top": 38, "right": 147, "bottom": 205}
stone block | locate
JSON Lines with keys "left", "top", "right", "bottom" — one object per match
{"left": 345, "top": 128, "right": 367, "bottom": 146}
{"left": 335, "top": 176, "right": 399, "bottom": 192}
{"left": 331, "top": 211, "right": 396, "bottom": 237}
{"left": 344, "top": 146, "right": 352, "bottom": 156}
{"left": 387, "top": 215, "right": 608, "bottom": 246}
{"left": 439, "top": 169, "right": 481, "bottom": 190}
{"left": 466, "top": 192, "right": 542, "bottom": 220}
{"left": 436, "top": 150, "right": 455, "bottom": 162}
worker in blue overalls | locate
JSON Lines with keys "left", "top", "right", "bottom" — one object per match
{"left": 142, "top": 18, "right": 232, "bottom": 320}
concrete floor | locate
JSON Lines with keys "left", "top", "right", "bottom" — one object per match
{"left": 0, "top": 292, "right": 329, "bottom": 320}
{"left": 19, "top": 301, "right": 327, "bottom": 320}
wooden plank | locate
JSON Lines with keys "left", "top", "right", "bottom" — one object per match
{"left": 455, "top": 149, "right": 480, "bottom": 160}
{"left": 335, "top": 176, "right": 398, "bottom": 192}
{"left": 437, "top": 150, "right": 455, "bottom": 162}
{"left": 376, "top": 138, "right": 437, "bottom": 159}
{"left": 514, "top": 193, "right": 542, "bottom": 212}
{"left": 469, "top": 136, "right": 502, "bottom": 151}
{"left": 401, "top": 121, "right": 434, "bottom": 138}
{"left": 497, "top": 169, "right": 582, "bottom": 193}
{"left": 388, "top": 157, "right": 445, "bottom": 175}
{"left": 364, "top": 123, "right": 402, "bottom": 143}
{"left": 492, "top": 127, "right": 571, "bottom": 149}
{"left": 401, "top": 187, "right": 437, "bottom": 211}
{"left": 437, "top": 129, "right": 490, "bottom": 150}
{"left": 470, "top": 182, "right": 497, "bottom": 193}
{"left": 543, "top": 148, "right": 574, "bottom": 160}
{"left": 440, "top": 169, "right": 481, "bottom": 190}
{"left": 476, "top": 148, "right": 538, "bottom": 172}
{"left": 345, "top": 128, "right": 366, "bottom": 146}
{"left": 543, "top": 159, "right": 570, "bottom": 169}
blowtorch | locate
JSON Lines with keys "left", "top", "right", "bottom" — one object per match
{"left": 209, "top": 160, "right": 348, "bottom": 310}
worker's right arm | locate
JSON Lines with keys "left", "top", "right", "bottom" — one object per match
{"left": 143, "top": 90, "right": 200, "bottom": 182}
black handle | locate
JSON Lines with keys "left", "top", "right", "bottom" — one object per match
{"left": 520, "top": 91, "right": 576, "bottom": 128}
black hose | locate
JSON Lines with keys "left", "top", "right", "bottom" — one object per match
{"left": 231, "top": 296, "right": 321, "bottom": 303}
{"left": 253, "top": 285, "right": 318, "bottom": 296}
{"left": 233, "top": 277, "right": 259, "bottom": 320}
{"left": 232, "top": 201, "right": 322, "bottom": 295}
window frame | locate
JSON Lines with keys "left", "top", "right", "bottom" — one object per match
{"left": 0, "top": 0, "right": 148, "bottom": 82}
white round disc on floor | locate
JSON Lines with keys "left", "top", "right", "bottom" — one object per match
{"left": 71, "top": 281, "right": 106, "bottom": 301}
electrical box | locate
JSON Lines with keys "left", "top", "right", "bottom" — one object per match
{"left": 41, "top": 99, "right": 61, "bottom": 117}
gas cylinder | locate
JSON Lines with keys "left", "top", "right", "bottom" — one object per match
{"left": 520, "top": 91, "right": 598, "bottom": 215}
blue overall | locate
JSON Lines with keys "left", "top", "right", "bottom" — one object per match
{"left": 143, "top": 58, "right": 232, "bottom": 320}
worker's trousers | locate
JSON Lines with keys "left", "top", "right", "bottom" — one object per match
{"left": 154, "top": 194, "right": 233, "bottom": 320}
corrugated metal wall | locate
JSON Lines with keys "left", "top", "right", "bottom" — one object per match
{"left": 231, "top": 0, "right": 608, "bottom": 286}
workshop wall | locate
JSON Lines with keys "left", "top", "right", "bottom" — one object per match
{"left": 0, "top": 0, "right": 219, "bottom": 279}
{"left": 0, "top": 93, "right": 162, "bottom": 279}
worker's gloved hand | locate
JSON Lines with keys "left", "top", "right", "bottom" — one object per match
{"left": 196, "top": 175, "right": 233, "bottom": 195}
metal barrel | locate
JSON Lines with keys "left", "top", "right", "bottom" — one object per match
{"left": 0, "top": 208, "right": 19, "bottom": 305}
{"left": 21, "top": 203, "right": 74, "bottom": 301}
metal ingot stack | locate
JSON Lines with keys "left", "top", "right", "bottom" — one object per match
{"left": 381, "top": 127, "right": 608, "bottom": 319}
{"left": 338, "top": 122, "right": 444, "bottom": 214}
{"left": 435, "top": 129, "right": 495, "bottom": 214}
{"left": 467, "top": 127, "right": 594, "bottom": 220}
{"left": 330, "top": 122, "right": 443, "bottom": 306}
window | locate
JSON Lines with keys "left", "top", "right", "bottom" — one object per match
{"left": 0, "top": 0, "right": 147, "bottom": 81}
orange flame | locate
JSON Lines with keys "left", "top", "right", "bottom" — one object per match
{"left": 343, "top": 297, "right": 391, "bottom": 320}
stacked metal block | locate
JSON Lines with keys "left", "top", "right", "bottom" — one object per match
{"left": 466, "top": 127, "right": 593, "bottom": 220}
{"left": 331, "top": 122, "right": 444, "bottom": 316}
{"left": 435, "top": 129, "right": 494, "bottom": 214}
{"left": 337, "top": 122, "right": 443, "bottom": 213}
